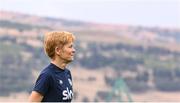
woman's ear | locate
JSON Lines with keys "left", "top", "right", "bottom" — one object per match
{"left": 55, "top": 46, "right": 61, "bottom": 56}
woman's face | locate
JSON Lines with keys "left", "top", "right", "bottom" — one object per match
{"left": 59, "top": 42, "right": 75, "bottom": 63}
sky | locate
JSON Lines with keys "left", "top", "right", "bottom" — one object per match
{"left": 0, "top": 0, "right": 179, "bottom": 28}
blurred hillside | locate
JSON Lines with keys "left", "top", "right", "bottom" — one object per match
{"left": 0, "top": 10, "right": 180, "bottom": 102}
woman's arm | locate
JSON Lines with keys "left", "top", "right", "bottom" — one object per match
{"left": 29, "top": 91, "right": 44, "bottom": 102}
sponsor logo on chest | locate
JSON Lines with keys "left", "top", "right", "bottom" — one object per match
{"left": 62, "top": 87, "right": 73, "bottom": 100}
{"left": 58, "top": 79, "right": 73, "bottom": 100}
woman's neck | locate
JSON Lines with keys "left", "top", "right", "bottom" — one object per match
{"left": 51, "top": 59, "right": 67, "bottom": 70}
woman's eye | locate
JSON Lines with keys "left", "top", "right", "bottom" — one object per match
{"left": 69, "top": 45, "right": 73, "bottom": 48}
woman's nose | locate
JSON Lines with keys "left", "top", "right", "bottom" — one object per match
{"left": 72, "top": 48, "right": 75, "bottom": 53}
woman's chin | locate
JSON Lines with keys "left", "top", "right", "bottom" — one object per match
{"left": 66, "top": 58, "right": 73, "bottom": 63}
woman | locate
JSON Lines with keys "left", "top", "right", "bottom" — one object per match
{"left": 29, "top": 31, "right": 75, "bottom": 102}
